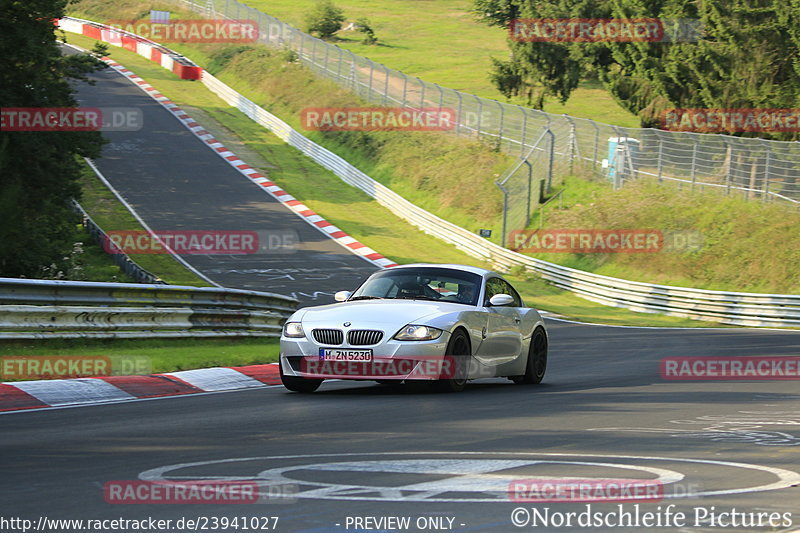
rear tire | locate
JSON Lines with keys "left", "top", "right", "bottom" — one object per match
{"left": 280, "top": 359, "right": 323, "bottom": 393}
{"left": 513, "top": 327, "right": 547, "bottom": 385}
{"left": 433, "top": 329, "right": 470, "bottom": 393}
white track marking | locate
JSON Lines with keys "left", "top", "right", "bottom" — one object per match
{"left": 138, "top": 451, "right": 800, "bottom": 502}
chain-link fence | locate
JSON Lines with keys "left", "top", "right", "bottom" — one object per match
{"left": 174, "top": 0, "right": 800, "bottom": 208}
{"left": 495, "top": 129, "right": 555, "bottom": 246}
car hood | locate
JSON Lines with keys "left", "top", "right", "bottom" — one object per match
{"left": 297, "top": 299, "right": 468, "bottom": 328}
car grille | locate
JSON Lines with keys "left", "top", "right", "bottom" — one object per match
{"left": 312, "top": 328, "right": 344, "bottom": 345}
{"left": 347, "top": 329, "right": 384, "bottom": 346}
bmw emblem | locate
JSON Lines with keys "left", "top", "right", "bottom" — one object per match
{"left": 343, "top": 322, "right": 351, "bottom": 327}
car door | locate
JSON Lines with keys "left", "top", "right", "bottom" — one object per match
{"left": 474, "top": 277, "right": 523, "bottom": 366}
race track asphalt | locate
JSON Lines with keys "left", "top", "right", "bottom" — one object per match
{"left": 17, "top": 46, "right": 797, "bottom": 533}
{"left": 65, "top": 45, "right": 378, "bottom": 305}
{"left": 3, "top": 323, "right": 799, "bottom": 532}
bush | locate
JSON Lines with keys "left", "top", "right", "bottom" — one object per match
{"left": 355, "top": 17, "right": 378, "bottom": 45}
{"left": 304, "top": 0, "right": 345, "bottom": 40}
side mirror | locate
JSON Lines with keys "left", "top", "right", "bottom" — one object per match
{"left": 489, "top": 294, "right": 514, "bottom": 307}
{"left": 334, "top": 291, "right": 352, "bottom": 302}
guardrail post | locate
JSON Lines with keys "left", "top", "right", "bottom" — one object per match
{"left": 690, "top": 137, "right": 698, "bottom": 191}
{"left": 564, "top": 114, "right": 576, "bottom": 175}
{"left": 475, "top": 96, "right": 483, "bottom": 136}
{"left": 724, "top": 141, "right": 732, "bottom": 195}
{"left": 348, "top": 51, "right": 357, "bottom": 93}
{"left": 762, "top": 140, "right": 771, "bottom": 202}
{"left": 455, "top": 91, "right": 463, "bottom": 134}
{"left": 518, "top": 106, "right": 527, "bottom": 156}
{"left": 382, "top": 65, "right": 390, "bottom": 106}
{"left": 495, "top": 181, "right": 509, "bottom": 248}
{"left": 524, "top": 156, "right": 533, "bottom": 226}
{"left": 545, "top": 128, "right": 555, "bottom": 194}
{"left": 336, "top": 46, "right": 344, "bottom": 81}
{"left": 367, "top": 61, "right": 374, "bottom": 100}
{"left": 497, "top": 101, "right": 505, "bottom": 149}
{"left": 299, "top": 31, "right": 305, "bottom": 59}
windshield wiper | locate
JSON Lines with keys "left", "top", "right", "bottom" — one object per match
{"left": 348, "top": 296, "right": 384, "bottom": 301}
{"left": 397, "top": 296, "right": 440, "bottom": 302}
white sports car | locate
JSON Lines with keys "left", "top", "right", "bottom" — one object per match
{"left": 279, "top": 264, "right": 548, "bottom": 392}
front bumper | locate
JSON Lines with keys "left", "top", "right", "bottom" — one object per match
{"left": 280, "top": 332, "right": 451, "bottom": 380}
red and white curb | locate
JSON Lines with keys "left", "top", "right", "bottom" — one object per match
{"left": 0, "top": 364, "right": 282, "bottom": 413}
{"left": 102, "top": 57, "right": 397, "bottom": 269}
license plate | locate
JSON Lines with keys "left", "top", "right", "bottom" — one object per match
{"left": 319, "top": 348, "right": 373, "bottom": 361}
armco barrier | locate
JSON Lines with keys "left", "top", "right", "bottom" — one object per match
{"left": 56, "top": 17, "right": 800, "bottom": 328}
{"left": 58, "top": 17, "right": 201, "bottom": 80}
{"left": 71, "top": 200, "right": 164, "bottom": 285}
{"left": 0, "top": 278, "right": 297, "bottom": 339}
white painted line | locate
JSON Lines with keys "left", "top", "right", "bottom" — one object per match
{"left": 82, "top": 158, "right": 220, "bottom": 288}
{"left": 165, "top": 367, "right": 265, "bottom": 392}
{"left": 138, "top": 451, "right": 800, "bottom": 502}
{"left": 542, "top": 315, "right": 800, "bottom": 332}
{"left": 12, "top": 378, "right": 135, "bottom": 406}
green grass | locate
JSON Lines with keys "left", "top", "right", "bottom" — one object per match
{"left": 41, "top": 224, "right": 137, "bottom": 283}
{"left": 78, "top": 161, "right": 212, "bottom": 286}
{"left": 238, "top": 0, "right": 640, "bottom": 127}
{"left": 0, "top": 337, "right": 280, "bottom": 380}
{"left": 527, "top": 179, "right": 800, "bottom": 294}
{"left": 59, "top": 31, "right": 728, "bottom": 328}
{"left": 67, "top": 0, "right": 639, "bottom": 127}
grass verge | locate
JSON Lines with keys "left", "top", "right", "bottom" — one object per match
{"left": 232, "top": 0, "right": 641, "bottom": 126}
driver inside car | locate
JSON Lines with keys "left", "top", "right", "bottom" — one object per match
{"left": 457, "top": 284, "right": 475, "bottom": 304}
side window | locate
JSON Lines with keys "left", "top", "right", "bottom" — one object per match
{"left": 484, "top": 278, "right": 505, "bottom": 305}
{"left": 485, "top": 277, "right": 523, "bottom": 307}
{"left": 499, "top": 279, "right": 523, "bottom": 307}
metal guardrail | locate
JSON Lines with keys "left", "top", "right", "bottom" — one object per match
{"left": 58, "top": 18, "right": 800, "bottom": 328}
{"left": 199, "top": 72, "right": 800, "bottom": 328}
{"left": 0, "top": 278, "right": 298, "bottom": 339}
{"left": 71, "top": 200, "right": 164, "bottom": 285}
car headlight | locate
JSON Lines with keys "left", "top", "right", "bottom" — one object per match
{"left": 283, "top": 321, "right": 305, "bottom": 338}
{"left": 394, "top": 325, "right": 443, "bottom": 341}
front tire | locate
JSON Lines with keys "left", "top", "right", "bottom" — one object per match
{"left": 433, "top": 329, "right": 470, "bottom": 393}
{"left": 513, "top": 327, "right": 547, "bottom": 385}
{"left": 280, "top": 359, "right": 323, "bottom": 393}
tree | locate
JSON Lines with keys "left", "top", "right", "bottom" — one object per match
{"left": 304, "top": 0, "right": 346, "bottom": 40}
{"left": 0, "top": 0, "right": 106, "bottom": 277}
{"left": 473, "top": 0, "right": 800, "bottom": 139}
{"left": 355, "top": 17, "right": 378, "bottom": 45}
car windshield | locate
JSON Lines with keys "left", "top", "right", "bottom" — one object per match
{"left": 349, "top": 267, "right": 482, "bottom": 306}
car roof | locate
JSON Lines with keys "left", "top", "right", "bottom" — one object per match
{"left": 385, "top": 263, "right": 503, "bottom": 279}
